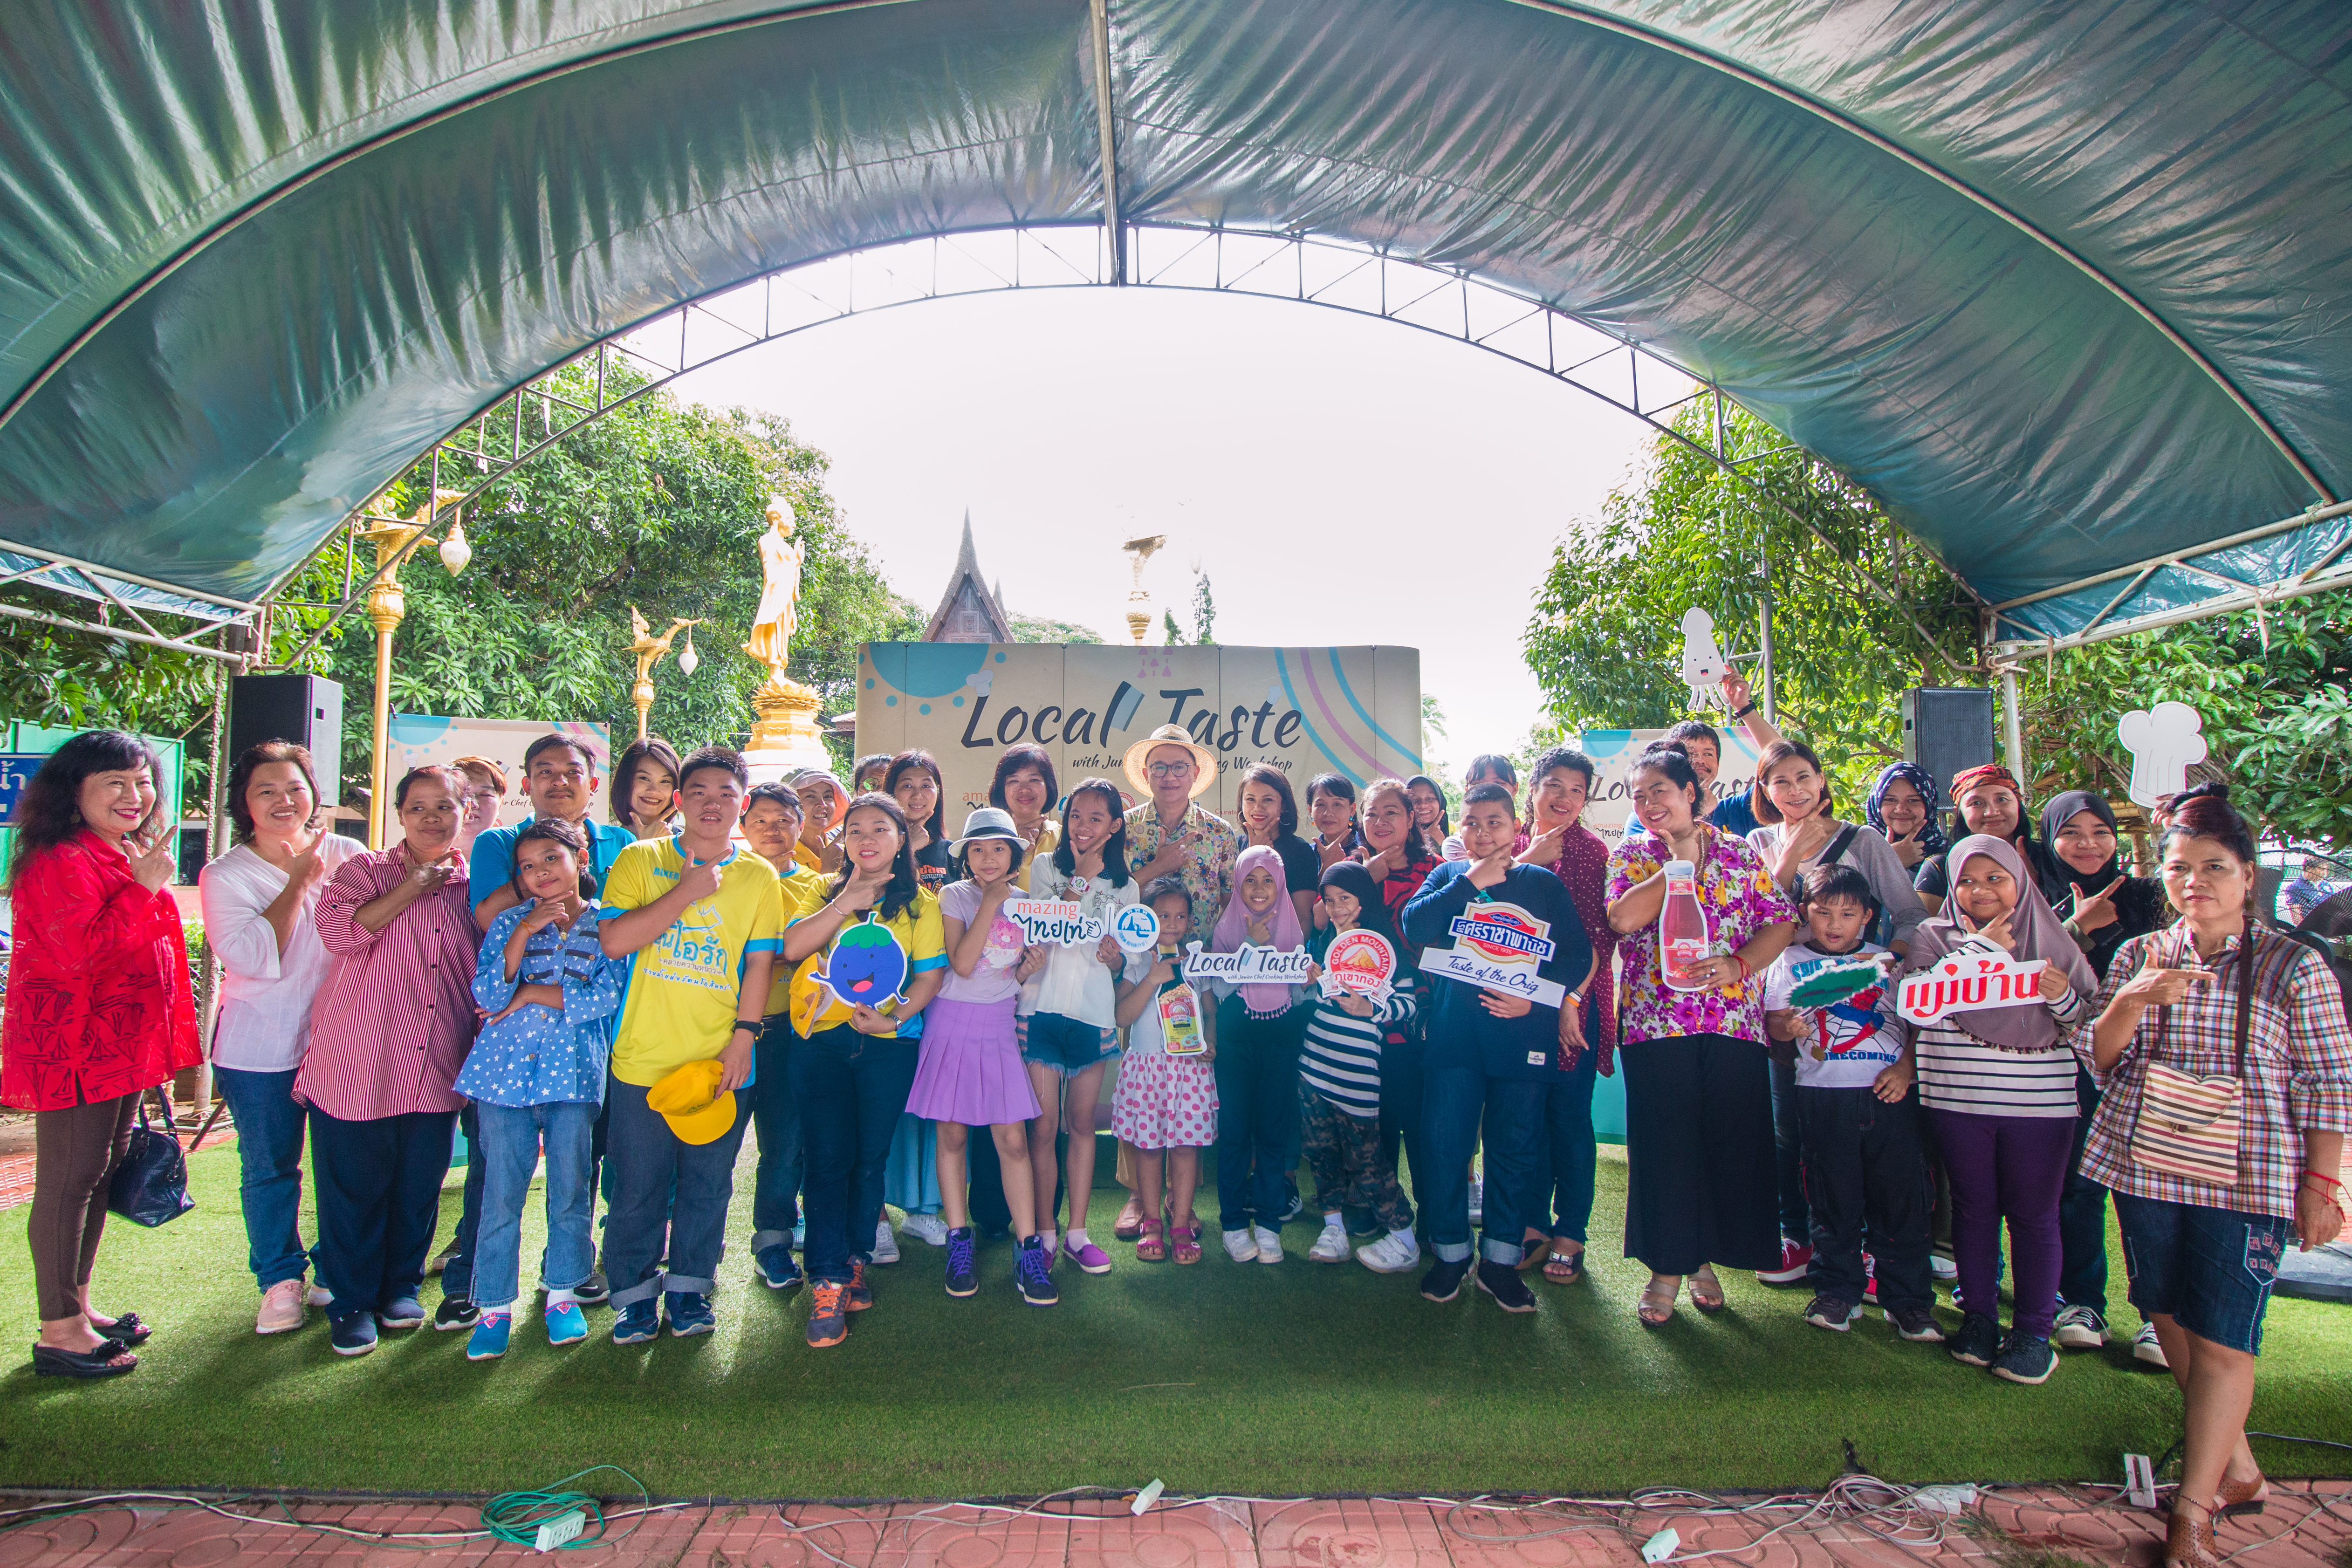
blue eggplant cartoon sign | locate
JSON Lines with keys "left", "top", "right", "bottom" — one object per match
{"left": 796, "top": 913, "right": 911, "bottom": 1034}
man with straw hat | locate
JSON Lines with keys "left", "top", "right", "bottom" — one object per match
{"left": 1120, "top": 724, "right": 1243, "bottom": 940}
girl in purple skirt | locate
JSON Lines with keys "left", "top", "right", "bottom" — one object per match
{"left": 910, "top": 808, "right": 1051, "bottom": 1304}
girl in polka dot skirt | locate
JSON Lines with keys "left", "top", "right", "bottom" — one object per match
{"left": 456, "top": 817, "right": 627, "bottom": 1361}
{"left": 1111, "top": 877, "right": 1220, "bottom": 1264}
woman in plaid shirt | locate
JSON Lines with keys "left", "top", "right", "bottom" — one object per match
{"left": 2078, "top": 785, "right": 2349, "bottom": 1568}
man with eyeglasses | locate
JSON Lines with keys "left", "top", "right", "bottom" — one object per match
{"left": 1120, "top": 725, "right": 1243, "bottom": 938}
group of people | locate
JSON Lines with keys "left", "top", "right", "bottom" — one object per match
{"left": 5, "top": 674, "right": 2347, "bottom": 1568}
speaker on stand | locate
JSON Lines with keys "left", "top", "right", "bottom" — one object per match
{"left": 1901, "top": 687, "right": 1995, "bottom": 840}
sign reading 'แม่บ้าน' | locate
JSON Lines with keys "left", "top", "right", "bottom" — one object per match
{"left": 1895, "top": 952, "right": 2049, "bottom": 1026}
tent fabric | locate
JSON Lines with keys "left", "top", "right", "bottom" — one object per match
{"left": 0, "top": 0, "right": 2345, "bottom": 640}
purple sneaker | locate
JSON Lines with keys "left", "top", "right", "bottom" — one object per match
{"left": 945, "top": 1226, "right": 978, "bottom": 1298}
{"left": 1062, "top": 1237, "right": 1112, "bottom": 1276}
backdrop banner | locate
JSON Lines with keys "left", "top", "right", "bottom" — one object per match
{"left": 1574, "top": 727, "right": 1760, "bottom": 847}
{"left": 387, "top": 714, "right": 613, "bottom": 826}
{"left": 855, "top": 644, "right": 1423, "bottom": 822}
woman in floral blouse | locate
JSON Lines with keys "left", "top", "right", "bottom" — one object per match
{"left": 1606, "top": 741, "right": 1797, "bottom": 1325}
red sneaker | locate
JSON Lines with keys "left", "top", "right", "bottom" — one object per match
{"left": 1862, "top": 1252, "right": 1879, "bottom": 1305}
{"left": 1756, "top": 1239, "right": 1814, "bottom": 1286}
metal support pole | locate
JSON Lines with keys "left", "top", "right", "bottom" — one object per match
{"left": 1756, "top": 535, "right": 1779, "bottom": 725}
{"left": 2001, "top": 663, "right": 2026, "bottom": 784}
{"left": 1089, "top": 0, "right": 1124, "bottom": 283}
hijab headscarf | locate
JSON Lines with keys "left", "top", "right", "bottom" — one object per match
{"left": 1213, "top": 844, "right": 1305, "bottom": 1012}
{"left": 1903, "top": 833, "right": 2096, "bottom": 1052}
{"left": 1865, "top": 762, "right": 1947, "bottom": 858}
{"left": 2037, "top": 789, "right": 2167, "bottom": 972}
{"left": 1317, "top": 859, "right": 1399, "bottom": 948}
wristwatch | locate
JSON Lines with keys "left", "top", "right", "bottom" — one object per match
{"left": 732, "top": 1019, "right": 762, "bottom": 1036}
{"left": 1730, "top": 700, "right": 1759, "bottom": 721}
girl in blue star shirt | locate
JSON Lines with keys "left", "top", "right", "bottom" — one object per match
{"left": 458, "top": 817, "right": 626, "bottom": 1361}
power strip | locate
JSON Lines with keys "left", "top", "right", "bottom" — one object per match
{"left": 2125, "top": 1454, "right": 2158, "bottom": 1510}
{"left": 535, "top": 1508, "right": 587, "bottom": 1553}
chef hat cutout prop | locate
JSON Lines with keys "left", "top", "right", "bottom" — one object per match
{"left": 2117, "top": 701, "right": 2208, "bottom": 808}
{"left": 1678, "top": 608, "right": 1728, "bottom": 707}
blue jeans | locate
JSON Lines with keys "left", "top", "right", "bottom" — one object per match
{"left": 1543, "top": 1039, "right": 1601, "bottom": 1245}
{"left": 2114, "top": 1191, "right": 2285, "bottom": 1356}
{"left": 1211, "top": 998, "right": 1308, "bottom": 1232}
{"left": 602, "top": 1075, "right": 751, "bottom": 1310}
{"left": 309, "top": 1106, "right": 458, "bottom": 1320}
{"left": 440, "top": 1100, "right": 487, "bottom": 1301}
{"left": 791, "top": 1026, "right": 919, "bottom": 1284}
{"left": 1768, "top": 1055, "right": 1809, "bottom": 1244}
{"left": 2057, "top": 1068, "right": 2111, "bottom": 1318}
{"left": 1421, "top": 1067, "right": 1546, "bottom": 1266}
{"left": 470, "top": 1100, "right": 599, "bottom": 1311}
{"left": 213, "top": 1066, "right": 314, "bottom": 1290}
{"left": 749, "top": 1018, "right": 805, "bottom": 1250}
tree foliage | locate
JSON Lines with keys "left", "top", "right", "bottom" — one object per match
{"left": 1192, "top": 571, "right": 1218, "bottom": 645}
{"left": 1009, "top": 612, "right": 1105, "bottom": 644}
{"left": 1524, "top": 402, "right": 1977, "bottom": 801}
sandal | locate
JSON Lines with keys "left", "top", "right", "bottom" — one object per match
{"left": 1516, "top": 1233, "right": 1552, "bottom": 1273}
{"left": 1136, "top": 1218, "right": 1169, "bottom": 1263}
{"left": 95, "top": 1312, "right": 151, "bottom": 1347}
{"left": 2214, "top": 1472, "right": 2269, "bottom": 1519}
{"left": 1638, "top": 1274, "right": 1680, "bottom": 1326}
{"left": 1543, "top": 1248, "right": 1585, "bottom": 1285}
{"left": 31, "top": 1342, "right": 138, "bottom": 1379}
{"left": 2165, "top": 1500, "right": 2222, "bottom": 1568}
{"left": 1689, "top": 1266, "right": 1726, "bottom": 1313}
{"left": 1169, "top": 1225, "right": 1203, "bottom": 1266}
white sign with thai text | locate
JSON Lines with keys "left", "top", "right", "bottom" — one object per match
{"left": 1896, "top": 953, "right": 2049, "bottom": 1026}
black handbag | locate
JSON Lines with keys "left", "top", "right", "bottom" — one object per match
{"left": 107, "top": 1088, "right": 195, "bottom": 1227}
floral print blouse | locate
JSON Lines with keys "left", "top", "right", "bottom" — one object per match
{"left": 1607, "top": 823, "right": 1796, "bottom": 1046}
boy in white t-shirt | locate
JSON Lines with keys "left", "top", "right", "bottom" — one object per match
{"left": 1762, "top": 864, "right": 1940, "bottom": 1343}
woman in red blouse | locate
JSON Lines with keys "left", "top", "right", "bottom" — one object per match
{"left": 2, "top": 731, "right": 198, "bottom": 1378}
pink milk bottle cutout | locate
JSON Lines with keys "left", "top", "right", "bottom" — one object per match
{"left": 1659, "top": 859, "right": 1712, "bottom": 992}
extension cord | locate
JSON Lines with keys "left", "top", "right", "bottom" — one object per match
{"left": 535, "top": 1509, "right": 586, "bottom": 1553}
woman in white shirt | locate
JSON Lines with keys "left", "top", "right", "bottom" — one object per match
{"left": 197, "top": 741, "right": 363, "bottom": 1336}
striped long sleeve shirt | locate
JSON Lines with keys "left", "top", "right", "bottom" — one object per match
{"left": 1300, "top": 969, "right": 1419, "bottom": 1118}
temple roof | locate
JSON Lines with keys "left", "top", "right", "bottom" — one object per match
{"left": 924, "top": 512, "right": 1014, "bottom": 644}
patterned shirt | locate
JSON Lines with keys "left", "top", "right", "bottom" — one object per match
{"left": 298, "top": 843, "right": 482, "bottom": 1121}
{"left": 2075, "top": 924, "right": 2352, "bottom": 1220}
{"left": 1538, "top": 821, "right": 1619, "bottom": 1052}
{"left": 1124, "top": 800, "right": 1243, "bottom": 936}
{"left": 1607, "top": 824, "right": 1795, "bottom": 1046}
{"left": 457, "top": 901, "right": 625, "bottom": 1107}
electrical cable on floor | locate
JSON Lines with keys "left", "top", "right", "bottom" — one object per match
{"left": 480, "top": 1463, "right": 654, "bottom": 1552}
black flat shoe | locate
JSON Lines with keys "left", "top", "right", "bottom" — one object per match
{"left": 95, "top": 1312, "right": 151, "bottom": 1346}
{"left": 32, "top": 1342, "right": 138, "bottom": 1378}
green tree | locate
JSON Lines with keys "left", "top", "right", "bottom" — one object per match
{"left": 1524, "top": 402, "right": 1979, "bottom": 801}
{"left": 1162, "top": 608, "right": 1186, "bottom": 645}
{"left": 1009, "top": 612, "right": 1105, "bottom": 644}
{"left": 1192, "top": 571, "right": 1218, "bottom": 645}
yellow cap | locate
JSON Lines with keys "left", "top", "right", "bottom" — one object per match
{"left": 645, "top": 1058, "right": 737, "bottom": 1145}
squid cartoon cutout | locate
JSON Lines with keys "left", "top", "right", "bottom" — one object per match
{"left": 1678, "top": 607, "right": 1728, "bottom": 708}
{"left": 2117, "top": 702, "right": 2207, "bottom": 808}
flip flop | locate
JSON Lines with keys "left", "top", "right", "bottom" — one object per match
{"left": 1543, "top": 1249, "right": 1585, "bottom": 1285}
{"left": 1516, "top": 1233, "right": 1552, "bottom": 1273}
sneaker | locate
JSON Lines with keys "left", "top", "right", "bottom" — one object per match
{"left": 1756, "top": 1239, "right": 1814, "bottom": 1285}
{"left": 1948, "top": 1311, "right": 2001, "bottom": 1367}
{"left": 871, "top": 1219, "right": 901, "bottom": 1265}
{"left": 1278, "top": 1187, "right": 1304, "bottom": 1225}
{"left": 900, "top": 1212, "right": 952, "bottom": 1247}
{"left": 1890, "top": 1304, "right": 1947, "bottom": 1342}
{"left": 610, "top": 1301, "right": 660, "bottom": 1345}
{"left": 1358, "top": 1229, "right": 1421, "bottom": 1274}
{"left": 306, "top": 1282, "right": 335, "bottom": 1308}
{"left": 1062, "top": 1236, "right": 1112, "bottom": 1275}
{"left": 2133, "top": 1321, "right": 2170, "bottom": 1368}
{"left": 664, "top": 1291, "right": 716, "bottom": 1337}
{"left": 378, "top": 1296, "right": 426, "bottom": 1330}
{"left": 1929, "top": 1252, "right": 1958, "bottom": 1281}
{"left": 757, "top": 1245, "right": 803, "bottom": 1291}
{"left": 1344, "top": 1207, "right": 1381, "bottom": 1239}
{"left": 544, "top": 1302, "right": 588, "bottom": 1346}
{"left": 806, "top": 1280, "right": 848, "bottom": 1348}
{"left": 845, "top": 1260, "right": 874, "bottom": 1312}
{"left": 256, "top": 1278, "right": 307, "bottom": 1335}
{"left": 945, "top": 1227, "right": 979, "bottom": 1298}
{"left": 1222, "top": 1228, "right": 1256, "bottom": 1263}
{"left": 1308, "top": 1221, "right": 1351, "bottom": 1263}
{"left": 1016, "top": 1238, "right": 1059, "bottom": 1305}
{"left": 328, "top": 1313, "right": 378, "bottom": 1357}
{"left": 2052, "top": 1303, "right": 2108, "bottom": 1350}
{"left": 427, "top": 1240, "right": 459, "bottom": 1276}
{"left": 572, "top": 1269, "right": 610, "bottom": 1307}
{"left": 1804, "top": 1293, "right": 1862, "bottom": 1331}
{"left": 1253, "top": 1226, "right": 1283, "bottom": 1264}
{"left": 1476, "top": 1259, "right": 1538, "bottom": 1313}
{"left": 1467, "top": 1177, "right": 1483, "bottom": 1227}
{"left": 466, "top": 1314, "right": 512, "bottom": 1361}
{"left": 1420, "top": 1257, "right": 1470, "bottom": 1302}
{"left": 432, "top": 1294, "right": 479, "bottom": 1332}
{"left": 1991, "top": 1332, "right": 2057, "bottom": 1385}
{"left": 1861, "top": 1253, "right": 1879, "bottom": 1306}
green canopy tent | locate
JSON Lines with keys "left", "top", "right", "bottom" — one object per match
{"left": 0, "top": 0, "right": 2345, "bottom": 654}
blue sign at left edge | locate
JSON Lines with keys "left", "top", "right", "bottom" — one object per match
{"left": 0, "top": 753, "right": 45, "bottom": 826}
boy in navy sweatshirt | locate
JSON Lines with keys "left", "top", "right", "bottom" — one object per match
{"left": 1402, "top": 784, "right": 1593, "bottom": 1311}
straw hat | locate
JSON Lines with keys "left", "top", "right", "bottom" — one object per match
{"left": 645, "top": 1058, "right": 738, "bottom": 1145}
{"left": 1121, "top": 724, "right": 1219, "bottom": 800}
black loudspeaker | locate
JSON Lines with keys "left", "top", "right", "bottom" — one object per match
{"left": 228, "top": 674, "right": 345, "bottom": 803}
{"left": 1901, "top": 687, "right": 1996, "bottom": 804}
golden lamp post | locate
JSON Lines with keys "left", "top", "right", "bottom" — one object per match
{"left": 357, "top": 489, "right": 469, "bottom": 848}
{"left": 625, "top": 607, "right": 702, "bottom": 742}
{"left": 1122, "top": 534, "right": 1166, "bottom": 645}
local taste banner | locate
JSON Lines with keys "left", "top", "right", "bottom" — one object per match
{"left": 855, "top": 644, "right": 1424, "bottom": 821}
{"left": 387, "top": 714, "right": 614, "bottom": 826}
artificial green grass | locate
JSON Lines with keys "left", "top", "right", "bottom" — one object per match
{"left": 0, "top": 1141, "right": 2346, "bottom": 1501}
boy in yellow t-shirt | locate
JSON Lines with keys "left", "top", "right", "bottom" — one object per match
{"left": 595, "top": 747, "right": 780, "bottom": 1341}
{"left": 737, "top": 781, "right": 831, "bottom": 1287}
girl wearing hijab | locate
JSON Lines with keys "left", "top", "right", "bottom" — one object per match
{"left": 2040, "top": 789, "right": 2170, "bottom": 1362}
{"left": 1865, "top": 762, "right": 1946, "bottom": 874}
{"left": 1202, "top": 845, "right": 1312, "bottom": 1263}
{"left": 1901, "top": 834, "right": 2097, "bottom": 1385}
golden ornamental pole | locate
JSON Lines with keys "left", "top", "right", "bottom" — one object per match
{"left": 1122, "top": 533, "right": 1165, "bottom": 645}
{"left": 356, "top": 490, "right": 463, "bottom": 848}
{"left": 626, "top": 607, "right": 700, "bottom": 743}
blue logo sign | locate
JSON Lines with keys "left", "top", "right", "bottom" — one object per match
{"left": 0, "top": 754, "right": 42, "bottom": 827}
{"left": 1112, "top": 903, "right": 1162, "bottom": 953}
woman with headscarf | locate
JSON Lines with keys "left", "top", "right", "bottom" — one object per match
{"left": 1901, "top": 834, "right": 2097, "bottom": 1385}
{"left": 2038, "top": 789, "right": 2171, "bottom": 1362}
{"left": 1912, "top": 764, "right": 2064, "bottom": 912}
{"left": 1865, "top": 762, "right": 1947, "bottom": 875}
{"left": 1200, "top": 844, "right": 1312, "bottom": 1263}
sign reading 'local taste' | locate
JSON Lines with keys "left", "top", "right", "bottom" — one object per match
{"left": 1180, "top": 942, "right": 1318, "bottom": 986}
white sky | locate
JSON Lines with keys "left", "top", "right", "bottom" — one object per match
{"left": 668, "top": 281, "right": 1667, "bottom": 782}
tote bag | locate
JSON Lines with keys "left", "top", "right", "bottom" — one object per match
{"left": 2129, "top": 931, "right": 2253, "bottom": 1191}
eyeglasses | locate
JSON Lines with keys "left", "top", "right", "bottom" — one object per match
{"left": 1147, "top": 761, "right": 1193, "bottom": 778}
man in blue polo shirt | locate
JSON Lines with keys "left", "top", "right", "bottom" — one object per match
{"left": 430, "top": 734, "right": 640, "bottom": 1328}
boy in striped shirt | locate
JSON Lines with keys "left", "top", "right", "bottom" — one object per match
{"left": 1299, "top": 862, "right": 1421, "bottom": 1274}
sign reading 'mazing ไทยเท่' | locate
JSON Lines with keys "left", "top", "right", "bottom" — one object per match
{"left": 854, "top": 644, "right": 1424, "bottom": 822}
